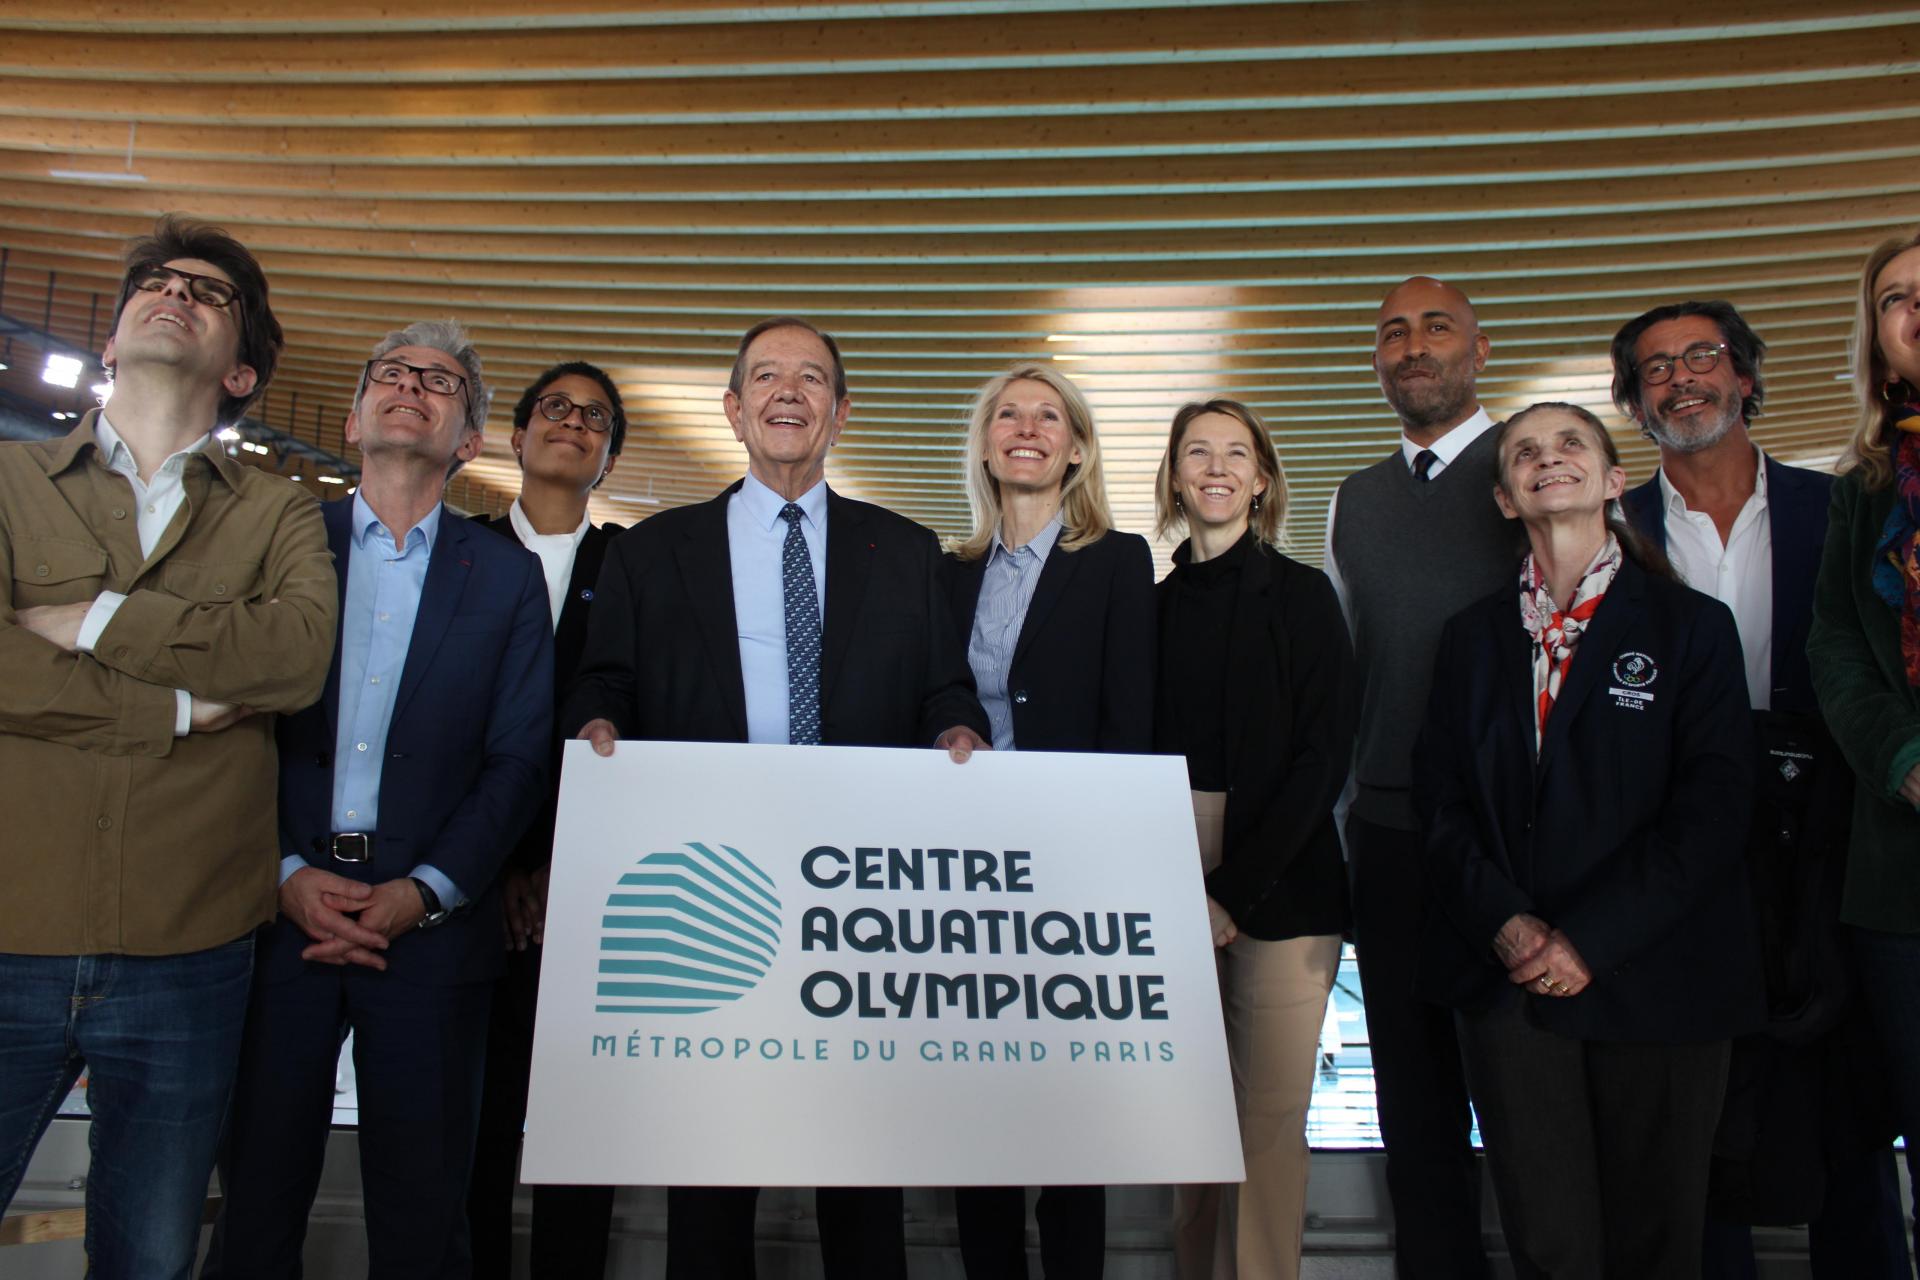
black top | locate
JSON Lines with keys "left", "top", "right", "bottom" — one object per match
{"left": 1415, "top": 554, "right": 1765, "bottom": 1043}
{"left": 1155, "top": 532, "right": 1248, "bottom": 790}
{"left": 1153, "top": 535, "right": 1357, "bottom": 941}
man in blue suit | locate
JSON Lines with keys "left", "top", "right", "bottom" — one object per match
{"left": 1613, "top": 300, "right": 1910, "bottom": 1278}
{"left": 204, "top": 321, "right": 554, "bottom": 1279}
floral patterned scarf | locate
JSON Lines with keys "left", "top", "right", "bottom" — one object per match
{"left": 1519, "top": 533, "right": 1622, "bottom": 747}
{"left": 1871, "top": 403, "right": 1920, "bottom": 686}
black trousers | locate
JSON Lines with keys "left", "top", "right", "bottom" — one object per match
{"left": 1458, "top": 995, "right": 1731, "bottom": 1280}
{"left": 954, "top": 1185, "right": 1105, "bottom": 1279}
{"left": 468, "top": 940, "right": 616, "bottom": 1280}
{"left": 1346, "top": 813, "right": 1489, "bottom": 1277}
{"left": 666, "top": 1185, "right": 906, "bottom": 1279}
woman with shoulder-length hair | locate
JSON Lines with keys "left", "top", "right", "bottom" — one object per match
{"left": 942, "top": 362, "right": 1156, "bottom": 1279}
{"left": 1808, "top": 226, "right": 1920, "bottom": 1261}
{"left": 1414, "top": 401, "right": 1762, "bottom": 1276}
{"left": 1151, "top": 398, "right": 1356, "bottom": 1280}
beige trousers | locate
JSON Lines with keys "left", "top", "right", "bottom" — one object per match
{"left": 1173, "top": 790, "right": 1341, "bottom": 1280}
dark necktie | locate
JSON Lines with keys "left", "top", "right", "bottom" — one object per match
{"left": 1413, "top": 449, "right": 1438, "bottom": 482}
{"left": 780, "top": 503, "right": 822, "bottom": 745}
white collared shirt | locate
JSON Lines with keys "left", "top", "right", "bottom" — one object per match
{"left": 508, "top": 498, "right": 590, "bottom": 633}
{"left": 1323, "top": 405, "right": 1499, "bottom": 619}
{"left": 1657, "top": 450, "right": 1773, "bottom": 710}
{"left": 77, "top": 412, "right": 215, "bottom": 735}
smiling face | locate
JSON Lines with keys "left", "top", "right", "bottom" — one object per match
{"left": 983, "top": 378, "right": 1081, "bottom": 498}
{"left": 1628, "top": 314, "right": 1750, "bottom": 453}
{"left": 1873, "top": 244, "right": 1920, "bottom": 390}
{"left": 1494, "top": 408, "right": 1626, "bottom": 527}
{"left": 345, "top": 343, "right": 481, "bottom": 471}
{"left": 514, "top": 372, "right": 616, "bottom": 494}
{"left": 101, "top": 257, "right": 256, "bottom": 402}
{"left": 723, "top": 324, "right": 849, "bottom": 496}
{"left": 1372, "top": 277, "right": 1488, "bottom": 435}
{"left": 1173, "top": 411, "right": 1268, "bottom": 535}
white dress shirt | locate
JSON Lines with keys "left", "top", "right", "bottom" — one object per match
{"left": 727, "top": 473, "right": 828, "bottom": 746}
{"left": 1657, "top": 450, "right": 1773, "bottom": 711}
{"left": 507, "top": 498, "right": 589, "bottom": 633}
{"left": 1322, "top": 405, "right": 1499, "bottom": 620}
{"left": 77, "top": 412, "right": 213, "bottom": 736}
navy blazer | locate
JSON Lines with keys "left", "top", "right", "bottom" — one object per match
{"left": 563, "top": 481, "right": 987, "bottom": 749}
{"left": 269, "top": 497, "right": 555, "bottom": 986}
{"left": 941, "top": 528, "right": 1155, "bottom": 753}
{"left": 1414, "top": 555, "right": 1765, "bottom": 1043}
{"left": 1622, "top": 455, "right": 1832, "bottom": 715}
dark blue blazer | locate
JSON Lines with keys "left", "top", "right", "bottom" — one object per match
{"left": 1413, "top": 555, "right": 1766, "bottom": 1043}
{"left": 268, "top": 496, "right": 555, "bottom": 986}
{"left": 1622, "top": 455, "right": 1832, "bottom": 715}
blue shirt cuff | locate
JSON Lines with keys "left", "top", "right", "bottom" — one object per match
{"left": 278, "top": 854, "right": 310, "bottom": 886}
{"left": 409, "top": 864, "right": 466, "bottom": 910}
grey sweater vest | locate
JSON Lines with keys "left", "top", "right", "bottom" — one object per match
{"left": 1332, "top": 427, "right": 1519, "bottom": 829}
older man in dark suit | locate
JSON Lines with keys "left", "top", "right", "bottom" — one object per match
{"left": 1614, "top": 299, "right": 1910, "bottom": 1278}
{"left": 564, "top": 316, "right": 988, "bottom": 1280}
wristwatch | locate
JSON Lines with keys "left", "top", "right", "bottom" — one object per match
{"left": 410, "top": 877, "right": 451, "bottom": 929}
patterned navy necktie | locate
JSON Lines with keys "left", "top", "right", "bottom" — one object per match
{"left": 780, "top": 503, "right": 822, "bottom": 745}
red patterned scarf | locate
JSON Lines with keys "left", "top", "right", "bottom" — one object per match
{"left": 1518, "top": 534, "right": 1622, "bottom": 747}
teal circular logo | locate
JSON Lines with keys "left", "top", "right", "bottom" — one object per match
{"left": 596, "top": 842, "right": 782, "bottom": 1014}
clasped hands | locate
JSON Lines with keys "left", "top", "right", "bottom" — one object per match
{"left": 280, "top": 867, "right": 426, "bottom": 970}
{"left": 1494, "top": 911, "right": 1591, "bottom": 998}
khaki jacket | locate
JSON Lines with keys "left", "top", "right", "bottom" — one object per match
{"left": 0, "top": 411, "right": 338, "bottom": 955}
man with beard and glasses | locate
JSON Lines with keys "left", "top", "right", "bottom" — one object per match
{"left": 1323, "top": 277, "right": 1513, "bottom": 1277}
{"left": 1614, "top": 300, "right": 1911, "bottom": 1280}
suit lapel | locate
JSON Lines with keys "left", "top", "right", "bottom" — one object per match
{"left": 1011, "top": 538, "right": 1082, "bottom": 668}
{"left": 674, "top": 489, "right": 750, "bottom": 738}
{"left": 321, "top": 498, "right": 353, "bottom": 742}
{"left": 821, "top": 490, "right": 873, "bottom": 709}
{"left": 391, "top": 513, "right": 471, "bottom": 725}
{"left": 1535, "top": 557, "right": 1645, "bottom": 776}
{"left": 1765, "top": 457, "right": 1823, "bottom": 698}
{"left": 949, "top": 554, "right": 986, "bottom": 644}
{"left": 554, "top": 522, "right": 611, "bottom": 670}
{"left": 1491, "top": 595, "right": 1537, "bottom": 765}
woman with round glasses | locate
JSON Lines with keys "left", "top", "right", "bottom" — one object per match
{"left": 1416, "top": 402, "right": 1761, "bottom": 1275}
{"left": 1151, "top": 399, "right": 1354, "bottom": 1280}
{"left": 466, "top": 361, "right": 627, "bottom": 1280}
{"left": 941, "top": 362, "right": 1154, "bottom": 1279}
{"left": 1809, "top": 226, "right": 1920, "bottom": 1262}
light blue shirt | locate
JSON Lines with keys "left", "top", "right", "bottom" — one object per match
{"left": 728, "top": 473, "right": 827, "bottom": 746}
{"left": 278, "top": 494, "right": 463, "bottom": 907}
{"left": 967, "top": 515, "right": 1061, "bottom": 752}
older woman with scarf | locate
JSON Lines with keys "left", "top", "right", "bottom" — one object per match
{"left": 1809, "top": 226, "right": 1920, "bottom": 1260}
{"left": 1414, "top": 402, "right": 1762, "bottom": 1277}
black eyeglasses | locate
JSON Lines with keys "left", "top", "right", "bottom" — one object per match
{"left": 364, "top": 358, "right": 467, "bottom": 399}
{"left": 129, "top": 264, "right": 240, "bottom": 310}
{"left": 534, "top": 393, "right": 613, "bottom": 433}
{"left": 1638, "top": 342, "right": 1730, "bottom": 386}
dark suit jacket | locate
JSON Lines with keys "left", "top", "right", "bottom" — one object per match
{"left": 473, "top": 514, "right": 622, "bottom": 874}
{"left": 1414, "top": 555, "right": 1765, "bottom": 1042}
{"left": 1622, "top": 455, "right": 1832, "bottom": 714}
{"left": 1156, "top": 538, "right": 1357, "bottom": 941}
{"left": 941, "top": 529, "right": 1154, "bottom": 753}
{"left": 269, "top": 497, "right": 555, "bottom": 986}
{"left": 563, "top": 481, "right": 987, "bottom": 748}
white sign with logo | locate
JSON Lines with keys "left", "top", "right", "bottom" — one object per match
{"left": 523, "top": 739, "right": 1244, "bottom": 1187}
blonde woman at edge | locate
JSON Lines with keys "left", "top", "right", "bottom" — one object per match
{"left": 1151, "top": 399, "right": 1356, "bottom": 1280}
{"left": 940, "top": 363, "right": 1155, "bottom": 1279}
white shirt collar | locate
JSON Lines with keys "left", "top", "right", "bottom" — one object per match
{"left": 94, "top": 411, "right": 212, "bottom": 477}
{"left": 508, "top": 497, "right": 590, "bottom": 546}
{"left": 1398, "top": 405, "right": 1496, "bottom": 471}
{"left": 1657, "top": 446, "right": 1769, "bottom": 517}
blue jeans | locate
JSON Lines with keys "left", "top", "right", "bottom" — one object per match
{"left": 0, "top": 937, "right": 254, "bottom": 1280}
{"left": 1853, "top": 925, "right": 1920, "bottom": 1259}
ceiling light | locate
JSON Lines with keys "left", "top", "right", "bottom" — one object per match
{"left": 48, "top": 169, "right": 147, "bottom": 183}
{"left": 50, "top": 410, "right": 70, "bottom": 421}
{"left": 42, "top": 354, "right": 82, "bottom": 389}
{"left": 0, "top": 360, "right": 10, "bottom": 371}
{"left": 90, "top": 382, "right": 113, "bottom": 401}
{"left": 317, "top": 475, "right": 346, "bottom": 485}
{"left": 216, "top": 427, "right": 241, "bottom": 442}
{"left": 288, "top": 475, "right": 303, "bottom": 483}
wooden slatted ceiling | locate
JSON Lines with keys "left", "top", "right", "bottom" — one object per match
{"left": 0, "top": 0, "right": 1915, "bottom": 565}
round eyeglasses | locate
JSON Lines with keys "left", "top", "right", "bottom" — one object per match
{"left": 1638, "top": 342, "right": 1729, "bottom": 386}
{"left": 534, "top": 393, "right": 613, "bottom": 433}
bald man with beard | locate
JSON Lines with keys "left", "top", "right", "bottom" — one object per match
{"left": 1324, "top": 277, "right": 1512, "bottom": 1277}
